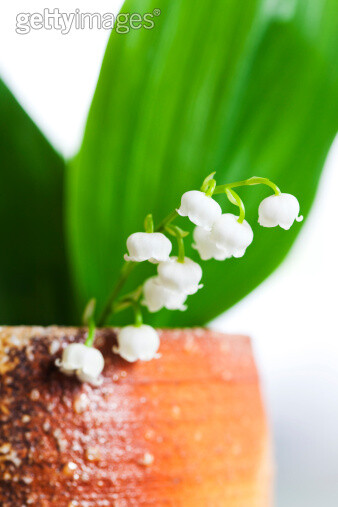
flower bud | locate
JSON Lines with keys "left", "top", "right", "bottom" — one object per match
{"left": 192, "top": 226, "right": 230, "bottom": 261}
{"left": 157, "top": 257, "right": 203, "bottom": 295}
{"left": 258, "top": 193, "right": 303, "bottom": 230}
{"left": 142, "top": 276, "right": 187, "bottom": 312}
{"left": 177, "top": 190, "right": 221, "bottom": 230}
{"left": 210, "top": 214, "right": 253, "bottom": 258}
{"left": 113, "top": 325, "right": 160, "bottom": 362}
{"left": 124, "top": 232, "right": 172, "bottom": 263}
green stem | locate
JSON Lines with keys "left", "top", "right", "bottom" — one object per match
{"left": 226, "top": 188, "right": 245, "bottom": 223}
{"left": 155, "top": 209, "right": 178, "bottom": 232}
{"left": 166, "top": 225, "right": 186, "bottom": 263}
{"left": 200, "top": 171, "right": 216, "bottom": 192}
{"left": 97, "top": 261, "right": 135, "bottom": 326}
{"left": 131, "top": 300, "right": 143, "bottom": 327}
{"left": 111, "top": 285, "right": 143, "bottom": 313}
{"left": 111, "top": 300, "right": 132, "bottom": 314}
{"left": 177, "top": 236, "right": 185, "bottom": 263}
{"left": 205, "top": 178, "right": 216, "bottom": 197}
{"left": 213, "top": 177, "right": 281, "bottom": 196}
{"left": 84, "top": 319, "right": 96, "bottom": 347}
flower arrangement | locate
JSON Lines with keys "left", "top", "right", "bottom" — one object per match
{"left": 56, "top": 173, "right": 302, "bottom": 385}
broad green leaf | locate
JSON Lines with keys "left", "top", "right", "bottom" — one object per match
{"left": 0, "top": 79, "right": 73, "bottom": 324}
{"left": 67, "top": 0, "right": 338, "bottom": 326}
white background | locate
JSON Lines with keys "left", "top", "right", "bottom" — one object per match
{"left": 1, "top": 2, "right": 337, "bottom": 505}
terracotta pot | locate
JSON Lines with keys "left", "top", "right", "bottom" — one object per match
{"left": 0, "top": 326, "right": 271, "bottom": 506}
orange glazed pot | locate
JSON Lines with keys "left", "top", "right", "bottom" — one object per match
{"left": 0, "top": 326, "right": 272, "bottom": 506}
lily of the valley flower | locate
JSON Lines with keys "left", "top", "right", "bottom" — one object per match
{"left": 258, "top": 193, "right": 303, "bottom": 230}
{"left": 210, "top": 213, "right": 253, "bottom": 258}
{"left": 157, "top": 256, "right": 203, "bottom": 295}
{"left": 192, "top": 226, "right": 230, "bottom": 261}
{"left": 124, "top": 232, "right": 172, "bottom": 263}
{"left": 113, "top": 325, "right": 160, "bottom": 362}
{"left": 55, "top": 343, "right": 104, "bottom": 386}
{"left": 177, "top": 190, "right": 222, "bottom": 230}
{"left": 142, "top": 276, "right": 187, "bottom": 312}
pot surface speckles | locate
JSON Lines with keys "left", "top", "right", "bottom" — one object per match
{"left": 0, "top": 326, "right": 272, "bottom": 506}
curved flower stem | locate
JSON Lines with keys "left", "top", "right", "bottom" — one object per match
{"left": 166, "top": 225, "right": 187, "bottom": 263}
{"left": 200, "top": 171, "right": 216, "bottom": 192}
{"left": 225, "top": 188, "right": 245, "bottom": 223}
{"left": 205, "top": 178, "right": 216, "bottom": 197}
{"left": 213, "top": 176, "right": 281, "bottom": 196}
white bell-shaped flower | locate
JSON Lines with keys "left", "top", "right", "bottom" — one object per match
{"left": 124, "top": 232, "right": 172, "bottom": 263}
{"left": 210, "top": 214, "right": 253, "bottom": 258}
{"left": 75, "top": 347, "right": 105, "bottom": 386}
{"left": 177, "top": 190, "right": 222, "bottom": 230}
{"left": 258, "top": 193, "right": 303, "bottom": 230}
{"left": 192, "top": 226, "right": 230, "bottom": 261}
{"left": 142, "top": 276, "right": 187, "bottom": 312}
{"left": 113, "top": 325, "right": 160, "bottom": 362}
{"left": 56, "top": 343, "right": 104, "bottom": 386}
{"left": 157, "top": 256, "right": 203, "bottom": 295}
{"left": 55, "top": 343, "right": 87, "bottom": 376}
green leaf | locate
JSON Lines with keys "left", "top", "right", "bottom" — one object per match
{"left": 0, "top": 79, "right": 73, "bottom": 324}
{"left": 67, "top": 0, "right": 338, "bottom": 326}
